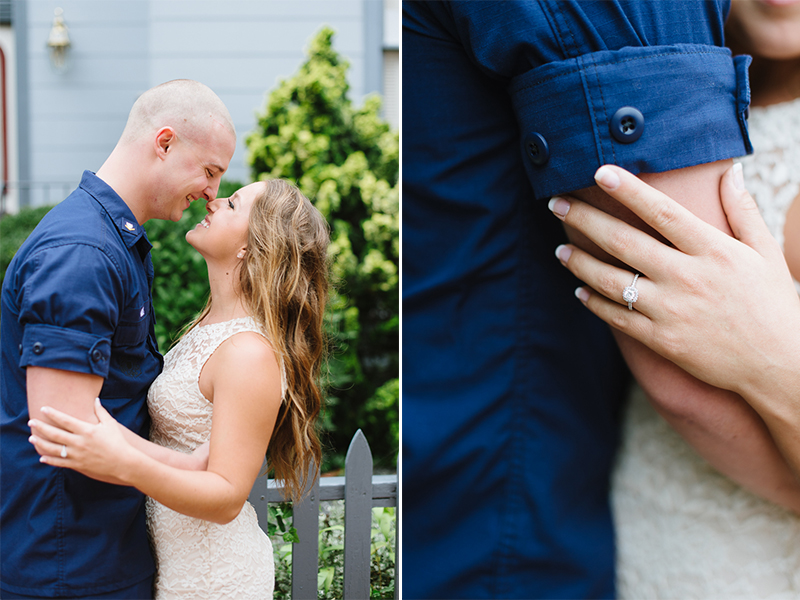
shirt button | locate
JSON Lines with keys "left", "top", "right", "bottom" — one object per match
{"left": 92, "top": 349, "right": 104, "bottom": 362}
{"left": 18, "top": 344, "right": 23, "bottom": 356}
{"left": 32, "top": 342, "right": 44, "bottom": 355}
{"left": 610, "top": 107, "right": 644, "bottom": 144}
{"left": 524, "top": 132, "right": 550, "bottom": 167}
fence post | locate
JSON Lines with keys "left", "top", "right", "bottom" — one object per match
{"left": 291, "top": 465, "right": 321, "bottom": 600}
{"left": 343, "top": 429, "right": 372, "bottom": 599}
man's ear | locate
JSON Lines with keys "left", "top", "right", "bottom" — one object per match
{"left": 155, "top": 127, "right": 176, "bottom": 159}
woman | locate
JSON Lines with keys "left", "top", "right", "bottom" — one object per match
{"left": 28, "top": 178, "right": 330, "bottom": 599}
{"left": 547, "top": 4, "right": 800, "bottom": 597}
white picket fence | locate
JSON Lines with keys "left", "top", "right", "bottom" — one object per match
{"left": 248, "top": 430, "right": 398, "bottom": 599}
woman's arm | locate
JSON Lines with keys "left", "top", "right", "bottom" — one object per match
{"left": 119, "top": 427, "right": 209, "bottom": 473}
{"left": 550, "top": 164, "right": 800, "bottom": 503}
{"left": 30, "top": 331, "right": 281, "bottom": 524}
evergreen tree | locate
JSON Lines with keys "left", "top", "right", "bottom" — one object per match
{"left": 246, "top": 27, "right": 398, "bottom": 470}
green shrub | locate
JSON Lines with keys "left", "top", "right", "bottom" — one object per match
{"left": 268, "top": 501, "right": 396, "bottom": 599}
{"left": 0, "top": 205, "right": 55, "bottom": 285}
{"left": 246, "top": 26, "right": 399, "bottom": 472}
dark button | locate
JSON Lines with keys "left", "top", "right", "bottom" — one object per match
{"left": 18, "top": 344, "right": 23, "bottom": 356}
{"left": 610, "top": 107, "right": 644, "bottom": 144}
{"left": 524, "top": 132, "right": 550, "bottom": 166}
{"left": 92, "top": 349, "right": 104, "bottom": 362}
{"left": 32, "top": 342, "right": 44, "bottom": 355}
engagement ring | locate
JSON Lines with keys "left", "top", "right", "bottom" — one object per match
{"left": 60, "top": 445, "right": 67, "bottom": 458}
{"left": 622, "top": 273, "right": 640, "bottom": 311}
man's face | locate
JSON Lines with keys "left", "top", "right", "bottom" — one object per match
{"left": 155, "top": 120, "right": 236, "bottom": 222}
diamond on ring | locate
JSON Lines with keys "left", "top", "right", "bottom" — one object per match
{"left": 60, "top": 445, "right": 67, "bottom": 458}
{"left": 622, "top": 273, "right": 640, "bottom": 311}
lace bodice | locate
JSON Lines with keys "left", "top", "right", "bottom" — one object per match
{"left": 613, "top": 99, "right": 800, "bottom": 599}
{"left": 146, "top": 317, "right": 275, "bottom": 599}
{"left": 742, "top": 98, "right": 800, "bottom": 291}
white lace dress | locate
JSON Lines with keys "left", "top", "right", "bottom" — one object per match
{"left": 612, "top": 98, "right": 800, "bottom": 599}
{"left": 146, "top": 317, "right": 275, "bottom": 599}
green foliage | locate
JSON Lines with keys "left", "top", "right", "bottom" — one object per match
{"left": 246, "top": 26, "right": 399, "bottom": 471}
{"left": 0, "top": 205, "right": 54, "bottom": 286}
{"left": 269, "top": 501, "right": 396, "bottom": 599}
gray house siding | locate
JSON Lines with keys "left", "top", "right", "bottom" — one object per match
{"left": 14, "top": 0, "right": 388, "bottom": 209}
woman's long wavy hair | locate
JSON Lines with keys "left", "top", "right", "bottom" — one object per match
{"left": 187, "top": 179, "right": 329, "bottom": 501}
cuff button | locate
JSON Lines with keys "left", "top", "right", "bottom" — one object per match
{"left": 610, "top": 107, "right": 644, "bottom": 144}
{"left": 32, "top": 342, "right": 44, "bottom": 355}
{"left": 524, "top": 132, "right": 550, "bottom": 167}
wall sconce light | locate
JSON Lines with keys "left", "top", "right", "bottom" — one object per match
{"left": 47, "top": 7, "right": 71, "bottom": 69}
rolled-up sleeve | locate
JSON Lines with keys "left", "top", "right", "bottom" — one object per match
{"left": 510, "top": 44, "right": 752, "bottom": 199}
{"left": 430, "top": 0, "right": 752, "bottom": 200}
{"left": 17, "top": 243, "right": 122, "bottom": 378}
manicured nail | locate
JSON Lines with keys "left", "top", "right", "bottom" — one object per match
{"left": 732, "top": 162, "right": 744, "bottom": 190}
{"left": 29, "top": 435, "right": 37, "bottom": 444}
{"left": 28, "top": 419, "right": 37, "bottom": 427}
{"left": 595, "top": 166, "right": 620, "bottom": 190}
{"left": 548, "top": 197, "right": 570, "bottom": 218}
{"left": 40, "top": 407, "right": 50, "bottom": 415}
{"left": 555, "top": 244, "right": 573, "bottom": 264}
{"left": 575, "top": 287, "right": 590, "bottom": 303}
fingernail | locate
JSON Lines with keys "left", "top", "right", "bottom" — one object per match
{"left": 40, "top": 407, "right": 50, "bottom": 415}
{"left": 29, "top": 435, "right": 37, "bottom": 443}
{"left": 548, "top": 197, "right": 570, "bottom": 218}
{"left": 732, "top": 162, "right": 744, "bottom": 190}
{"left": 575, "top": 287, "right": 590, "bottom": 303}
{"left": 28, "top": 419, "right": 36, "bottom": 427}
{"left": 555, "top": 244, "right": 573, "bottom": 264}
{"left": 595, "top": 166, "right": 620, "bottom": 190}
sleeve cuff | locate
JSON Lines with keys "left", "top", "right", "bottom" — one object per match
{"left": 21, "top": 323, "right": 111, "bottom": 377}
{"left": 509, "top": 44, "right": 752, "bottom": 200}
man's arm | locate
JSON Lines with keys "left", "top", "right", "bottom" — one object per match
{"left": 564, "top": 160, "right": 800, "bottom": 513}
{"left": 27, "top": 367, "right": 207, "bottom": 475}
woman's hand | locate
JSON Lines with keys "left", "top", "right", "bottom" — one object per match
{"left": 29, "top": 398, "right": 136, "bottom": 485}
{"left": 548, "top": 163, "right": 800, "bottom": 402}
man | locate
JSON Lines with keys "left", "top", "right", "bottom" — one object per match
{"left": 402, "top": 1, "right": 800, "bottom": 598}
{"left": 0, "top": 79, "right": 236, "bottom": 599}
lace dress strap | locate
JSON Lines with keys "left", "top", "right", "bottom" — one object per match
{"left": 190, "top": 317, "right": 287, "bottom": 400}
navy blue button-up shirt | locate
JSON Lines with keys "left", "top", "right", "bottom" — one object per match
{"left": 1, "top": 171, "right": 161, "bottom": 596}
{"left": 402, "top": 1, "right": 751, "bottom": 598}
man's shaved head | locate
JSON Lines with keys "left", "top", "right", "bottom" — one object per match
{"left": 120, "top": 79, "right": 235, "bottom": 145}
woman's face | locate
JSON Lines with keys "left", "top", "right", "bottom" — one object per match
{"left": 186, "top": 181, "right": 267, "bottom": 262}
{"left": 728, "top": 0, "right": 800, "bottom": 59}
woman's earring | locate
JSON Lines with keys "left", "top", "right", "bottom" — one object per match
{"left": 237, "top": 251, "right": 245, "bottom": 259}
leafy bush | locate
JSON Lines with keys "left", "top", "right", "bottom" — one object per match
{"left": 268, "top": 501, "right": 396, "bottom": 599}
{"left": 246, "top": 26, "right": 399, "bottom": 472}
{"left": 0, "top": 205, "right": 54, "bottom": 285}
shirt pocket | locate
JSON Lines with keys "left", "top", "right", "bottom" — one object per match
{"left": 112, "top": 300, "right": 150, "bottom": 347}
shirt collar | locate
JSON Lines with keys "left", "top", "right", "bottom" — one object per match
{"left": 78, "top": 170, "right": 152, "bottom": 255}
